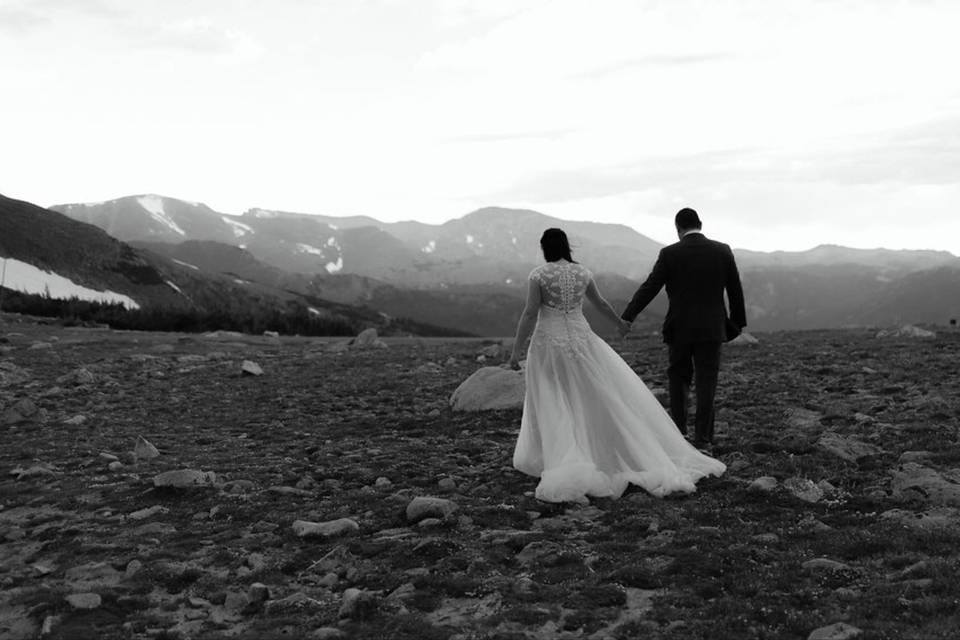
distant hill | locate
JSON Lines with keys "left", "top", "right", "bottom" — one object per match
{"left": 47, "top": 192, "right": 960, "bottom": 334}
{"left": 1, "top": 194, "right": 472, "bottom": 337}
{"left": 53, "top": 196, "right": 664, "bottom": 284}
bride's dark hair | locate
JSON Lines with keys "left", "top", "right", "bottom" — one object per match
{"left": 540, "top": 228, "right": 576, "bottom": 263}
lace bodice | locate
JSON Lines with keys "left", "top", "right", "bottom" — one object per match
{"left": 529, "top": 261, "right": 592, "bottom": 312}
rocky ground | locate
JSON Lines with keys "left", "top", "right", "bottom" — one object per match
{"left": 1, "top": 316, "right": 959, "bottom": 640}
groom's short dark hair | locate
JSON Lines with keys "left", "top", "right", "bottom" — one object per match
{"left": 675, "top": 208, "right": 702, "bottom": 230}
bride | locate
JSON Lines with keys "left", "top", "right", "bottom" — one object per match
{"left": 508, "top": 228, "right": 725, "bottom": 503}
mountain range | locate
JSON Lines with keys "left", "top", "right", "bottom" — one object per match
{"left": 4, "top": 192, "right": 957, "bottom": 336}
{"left": 0, "top": 194, "right": 465, "bottom": 337}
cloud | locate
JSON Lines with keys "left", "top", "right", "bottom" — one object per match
{"left": 443, "top": 128, "right": 575, "bottom": 144}
{"left": 573, "top": 52, "right": 737, "bottom": 79}
{"left": 0, "top": 0, "right": 120, "bottom": 32}
{"left": 137, "top": 18, "right": 265, "bottom": 63}
{"left": 484, "top": 148, "right": 769, "bottom": 203}
{"left": 0, "top": 6, "right": 48, "bottom": 32}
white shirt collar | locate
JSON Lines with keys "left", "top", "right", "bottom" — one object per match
{"left": 681, "top": 229, "right": 703, "bottom": 238}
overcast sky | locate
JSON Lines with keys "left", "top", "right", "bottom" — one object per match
{"left": 2, "top": 0, "right": 959, "bottom": 253}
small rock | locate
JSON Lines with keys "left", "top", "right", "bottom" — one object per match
{"left": 338, "top": 588, "right": 378, "bottom": 620}
{"left": 134, "top": 436, "right": 160, "bottom": 460}
{"left": 311, "top": 628, "right": 346, "bottom": 639}
{"left": 479, "top": 343, "right": 503, "bottom": 358}
{"left": 13, "top": 399, "right": 37, "bottom": 417}
{"left": 108, "top": 461, "right": 124, "bottom": 472}
{"left": 224, "top": 590, "right": 250, "bottom": 613}
{"left": 129, "top": 505, "right": 169, "bottom": 521}
{"left": 317, "top": 572, "right": 339, "bottom": 588}
{"left": 818, "top": 433, "right": 885, "bottom": 463}
{"left": 241, "top": 360, "right": 264, "bottom": 376}
{"left": 66, "top": 593, "right": 102, "bottom": 609}
{"left": 292, "top": 518, "right": 360, "bottom": 539}
{"left": 374, "top": 477, "right": 393, "bottom": 489}
{"left": 802, "top": 558, "right": 851, "bottom": 572}
{"left": 808, "top": 622, "right": 862, "bottom": 640}
{"left": 99, "top": 452, "right": 119, "bottom": 462}
{"left": 65, "top": 561, "right": 123, "bottom": 587}
{"left": 784, "top": 477, "right": 824, "bottom": 503}
{"left": 418, "top": 518, "right": 444, "bottom": 529}
{"left": 751, "top": 533, "right": 780, "bottom": 544}
{"left": 438, "top": 478, "right": 457, "bottom": 492}
{"left": 749, "top": 476, "right": 778, "bottom": 492}
{"left": 64, "top": 415, "right": 87, "bottom": 426}
{"left": 248, "top": 583, "right": 270, "bottom": 603}
{"left": 153, "top": 469, "right": 216, "bottom": 488}
{"left": 406, "top": 496, "right": 459, "bottom": 523}
{"left": 41, "top": 615, "right": 59, "bottom": 636}
{"left": 125, "top": 559, "right": 143, "bottom": 579}
{"left": 246, "top": 552, "right": 267, "bottom": 571}
{"left": 898, "top": 451, "right": 933, "bottom": 464}
{"left": 132, "top": 522, "right": 177, "bottom": 536}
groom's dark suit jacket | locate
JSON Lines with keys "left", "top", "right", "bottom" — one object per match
{"left": 622, "top": 232, "right": 747, "bottom": 344}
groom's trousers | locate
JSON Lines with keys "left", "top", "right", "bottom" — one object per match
{"left": 667, "top": 340, "right": 722, "bottom": 442}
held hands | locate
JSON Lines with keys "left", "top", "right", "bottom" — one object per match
{"left": 617, "top": 319, "right": 632, "bottom": 338}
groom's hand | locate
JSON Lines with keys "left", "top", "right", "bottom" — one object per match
{"left": 617, "top": 319, "right": 632, "bottom": 338}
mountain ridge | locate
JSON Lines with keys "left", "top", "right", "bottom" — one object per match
{"left": 38, "top": 192, "right": 960, "bottom": 333}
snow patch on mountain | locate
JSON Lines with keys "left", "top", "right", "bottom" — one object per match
{"left": 297, "top": 243, "right": 324, "bottom": 256}
{"left": 1, "top": 258, "right": 140, "bottom": 309}
{"left": 172, "top": 259, "right": 200, "bottom": 271}
{"left": 325, "top": 257, "right": 344, "bottom": 274}
{"left": 326, "top": 237, "right": 340, "bottom": 250}
{"left": 250, "top": 209, "right": 277, "bottom": 218}
{"left": 222, "top": 216, "right": 253, "bottom": 238}
{"left": 466, "top": 234, "right": 474, "bottom": 244}
{"left": 422, "top": 240, "right": 436, "bottom": 254}
{"left": 137, "top": 196, "right": 185, "bottom": 236}
{"left": 165, "top": 280, "right": 182, "bottom": 294}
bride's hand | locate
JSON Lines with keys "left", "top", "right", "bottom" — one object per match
{"left": 617, "top": 319, "right": 632, "bottom": 338}
{"left": 506, "top": 355, "right": 522, "bottom": 370}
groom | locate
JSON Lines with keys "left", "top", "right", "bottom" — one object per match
{"left": 620, "top": 208, "right": 746, "bottom": 449}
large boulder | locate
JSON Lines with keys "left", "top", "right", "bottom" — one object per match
{"left": 817, "top": 433, "right": 885, "bottom": 463}
{"left": 450, "top": 367, "right": 524, "bottom": 411}
{"left": 728, "top": 332, "right": 759, "bottom": 346}
{"left": 351, "top": 328, "right": 387, "bottom": 349}
{"left": 876, "top": 325, "right": 936, "bottom": 338}
{"left": 889, "top": 463, "right": 960, "bottom": 506}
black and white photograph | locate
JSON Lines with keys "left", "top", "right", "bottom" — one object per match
{"left": 1, "top": 1, "right": 959, "bottom": 638}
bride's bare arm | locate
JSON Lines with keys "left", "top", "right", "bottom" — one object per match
{"left": 509, "top": 278, "right": 542, "bottom": 367}
{"left": 586, "top": 278, "right": 631, "bottom": 332}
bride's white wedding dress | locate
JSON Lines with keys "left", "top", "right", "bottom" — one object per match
{"left": 513, "top": 261, "right": 725, "bottom": 502}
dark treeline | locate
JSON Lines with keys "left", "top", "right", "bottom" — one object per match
{"left": 0, "top": 288, "right": 473, "bottom": 337}
{"left": 0, "top": 288, "right": 358, "bottom": 336}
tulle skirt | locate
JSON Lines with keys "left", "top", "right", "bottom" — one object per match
{"left": 513, "top": 308, "right": 725, "bottom": 502}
